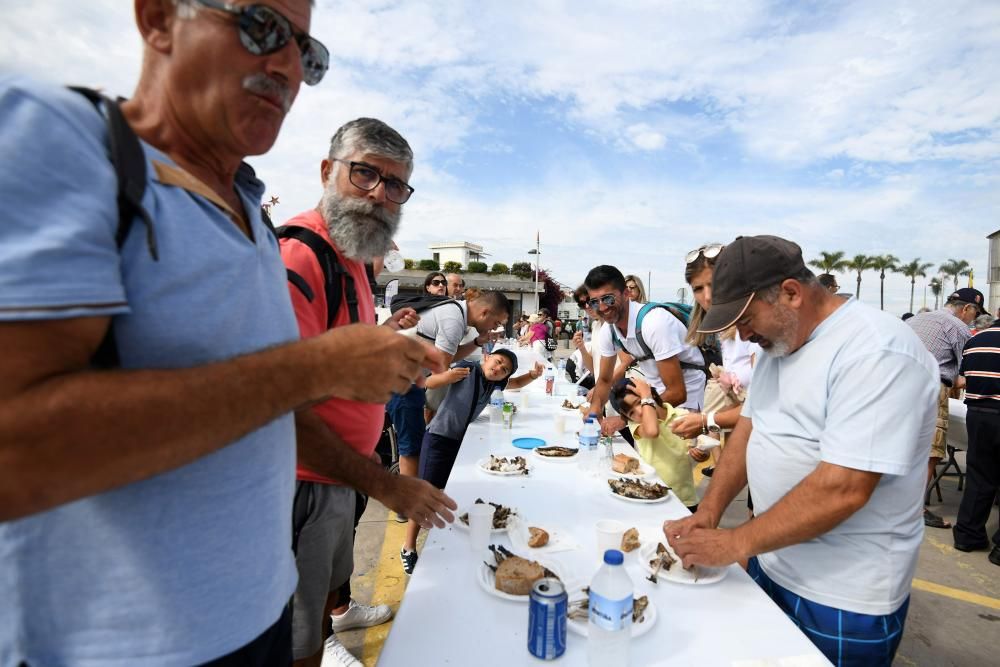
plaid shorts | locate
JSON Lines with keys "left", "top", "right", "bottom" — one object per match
{"left": 747, "top": 558, "right": 909, "bottom": 667}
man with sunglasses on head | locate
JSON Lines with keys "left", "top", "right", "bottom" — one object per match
{"left": 585, "top": 265, "right": 706, "bottom": 435}
{"left": 278, "top": 118, "right": 456, "bottom": 667}
{"left": 0, "top": 2, "right": 450, "bottom": 665}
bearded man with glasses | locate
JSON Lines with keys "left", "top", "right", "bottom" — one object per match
{"left": 0, "top": 2, "right": 449, "bottom": 665}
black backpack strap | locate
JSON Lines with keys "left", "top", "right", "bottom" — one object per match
{"left": 285, "top": 269, "right": 315, "bottom": 302}
{"left": 276, "top": 225, "right": 359, "bottom": 327}
{"left": 70, "top": 87, "right": 158, "bottom": 261}
{"left": 70, "top": 86, "right": 159, "bottom": 369}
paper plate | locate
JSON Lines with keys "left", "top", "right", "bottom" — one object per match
{"left": 532, "top": 446, "right": 580, "bottom": 463}
{"left": 477, "top": 557, "right": 565, "bottom": 603}
{"left": 455, "top": 506, "right": 515, "bottom": 534}
{"left": 512, "top": 437, "right": 546, "bottom": 450}
{"left": 607, "top": 484, "right": 671, "bottom": 504}
{"left": 638, "top": 541, "right": 728, "bottom": 585}
{"left": 478, "top": 456, "right": 531, "bottom": 476}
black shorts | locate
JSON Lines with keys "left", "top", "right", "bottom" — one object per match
{"left": 418, "top": 431, "right": 463, "bottom": 490}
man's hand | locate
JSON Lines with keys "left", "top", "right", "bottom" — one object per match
{"left": 670, "top": 412, "right": 704, "bottom": 439}
{"left": 667, "top": 526, "right": 748, "bottom": 569}
{"left": 318, "top": 325, "right": 445, "bottom": 403}
{"left": 600, "top": 415, "right": 625, "bottom": 436}
{"left": 382, "top": 476, "right": 458, "bottom": 529}
{"left": 384, "top": 307, "right": 419, "bottom": 331}
{"left": 572, "top": 331, "right": 585, "bottom": 350}
{"left": 662, "top": 508, "right": 717, "bottom": 546}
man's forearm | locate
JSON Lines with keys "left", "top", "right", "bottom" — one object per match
{"left": 732, "top": 462, "right": 880, "bottom": 558}
{"left": 0, "top": 322, "right": 413, "bottom": 521}
{"left": 455, "top": 338, "right": 483, "bottom": 361}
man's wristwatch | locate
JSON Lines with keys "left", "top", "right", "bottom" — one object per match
{"left": 706, "top": 411, "right": 721, "bottom": 435}
{"left": 639, "top": 397, "right": 656, "bottom": 408}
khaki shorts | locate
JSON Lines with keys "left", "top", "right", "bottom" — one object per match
{"left": 930, "top": 383, "right": 950, "bottom": 460}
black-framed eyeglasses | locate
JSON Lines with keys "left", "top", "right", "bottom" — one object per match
{"left": 686, "top": 243, "right": 724, "bottom": 264}
{"left": 586, "top": 294, "right": 618, "bottom": 310}
{"left": 333, "top": 159, "right": 414, "bottom": 204}
{"left": 190, "top": 0, "right": 330, "bottom": 86}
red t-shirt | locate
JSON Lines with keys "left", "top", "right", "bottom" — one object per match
{"left": 279, "top": 209, "right": 383, "bottom": 485}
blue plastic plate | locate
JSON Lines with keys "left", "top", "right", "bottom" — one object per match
{"left": 512, "top": 437, "right": 546, "bottom": 450}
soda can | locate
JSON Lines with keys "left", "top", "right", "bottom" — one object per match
{"left": 527, "top": 577, "right": 567, "bottom": 660}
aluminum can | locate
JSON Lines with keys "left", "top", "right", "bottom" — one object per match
{"left": 528, "top": 577, "right": 567, "bottom": 660}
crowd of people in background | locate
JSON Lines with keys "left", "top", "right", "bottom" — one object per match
{"left": 1, "top": 2, "right": 996, "bottom": 667}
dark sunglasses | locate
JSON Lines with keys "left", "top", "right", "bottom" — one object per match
{"left": 586, "top": 294, "right": 617, "bottom": 310}
{"left": 191, "top": 0, "right": 330, "bottom": 86}
{"left": 685, "top": 243, "right": 724, "bottom": 264}
{"left": 429, "top": 279, "right": 447, "bottom": 287}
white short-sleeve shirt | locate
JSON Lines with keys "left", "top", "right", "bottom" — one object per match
{"left": 412, "top": 300, "right": 468, "bottom": 356}
{"left": 597, "top": 301, "right": 705, "bottom": 409}
{"left": 743, "top": 298, "right": 938, "bottom": 615}
{"left": 721, "top": 332, "right": 760, "bottom": 389}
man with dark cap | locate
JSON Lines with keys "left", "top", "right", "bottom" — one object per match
{"left": 907, "top": 287, "right": 984, "bottom": 529}
{"left": 663, "top": 235, "right": 938, "bottom": 667}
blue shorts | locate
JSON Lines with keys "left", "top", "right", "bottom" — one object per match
{"left": 418, "top": 431, "right": 463, "bottom": 490}
{"left": 387, "top": 385, "right": 426, "bottom": 458}
{"left": 747, "top": 557, "right": 909, "bottom": 667}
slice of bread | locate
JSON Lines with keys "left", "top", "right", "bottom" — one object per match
{"left": 612, "top": 453, "right": 640, "bottom": 474}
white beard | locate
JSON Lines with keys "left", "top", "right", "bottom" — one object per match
{"left": 320, "top": 188, "right": 401, "bottom": 261}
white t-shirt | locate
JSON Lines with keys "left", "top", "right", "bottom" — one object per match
{"left": 721, "top": 332, "right": 760, "bottom": 389}
{"left": 597, "top": 301, "right": 705, "bottom": 409}
{"left": 410, "top": 300, "right": 468, "bottom": 356}
{"left": 742, "top": 298, "right": 938, "bottom": 615}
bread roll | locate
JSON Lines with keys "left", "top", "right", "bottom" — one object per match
{"left": 621, "top": 527, "right": 640, "bottom": 552}
{"left": 612, "top": 453, "right": 640, "bottom": 474}
{"left": 528, "top": 527, "right": 550, "bottom": 548}
{"left": 494, "top": 556, "right": 546, "bottom": 595}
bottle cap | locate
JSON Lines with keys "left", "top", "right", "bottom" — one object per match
{"left": 588, "top": 412, "right": 598, "bottom": 418}
{"left": 603, "top": 549, "right": 624, "bottom": 565}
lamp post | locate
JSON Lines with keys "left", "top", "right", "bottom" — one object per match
{"left": 527, "top": 248, "right": 540, "bottom": 312}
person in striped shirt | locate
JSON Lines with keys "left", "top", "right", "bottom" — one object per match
{"left": 954, "top": 323, "right": 1000, "bottom": 567}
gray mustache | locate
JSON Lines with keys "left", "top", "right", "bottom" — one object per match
{"left": 242, "top": 74, "right": 291, "bottom": 112}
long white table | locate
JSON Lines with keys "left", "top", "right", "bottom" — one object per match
{"left": 379, "top": 375, "right": 830, "bottom": 666}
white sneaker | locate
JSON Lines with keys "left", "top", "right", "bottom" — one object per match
{"left": 322, "top": 634, "right": 362, "bottom": 667}
{"left": 330, "top": 599, "right": 393, "bottom": 632}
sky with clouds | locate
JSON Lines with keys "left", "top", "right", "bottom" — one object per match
{"left": 3, "top": 0, "right": 998, "bottom": 314}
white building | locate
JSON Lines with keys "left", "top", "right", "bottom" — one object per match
{"left": 428, "top": 241, "right": 487, "bottom": 268}
{"left": 989, "top": 229, "right": 1000, "bottom": 315}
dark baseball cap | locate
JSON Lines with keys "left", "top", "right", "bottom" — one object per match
{"left": 698, "top": 235, "right": 806, "bottom": 334}
{"left": 492, "top": 348, "right": 519, "bottom": 375}
{"left": 948, "top": 287, "right": 985, "bottom": 314}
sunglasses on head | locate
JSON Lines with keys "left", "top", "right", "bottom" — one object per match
{"left": 685, "top": 243, "right": 724, "bottom": 264}
{"left": 191, "top": 0, "right": 330, "bottom": 86}
{"left": 429, "top": 279, "right": 447, "bottom": 287}
{"left": 586, "top": 294, "right": 617, "bottom": 310}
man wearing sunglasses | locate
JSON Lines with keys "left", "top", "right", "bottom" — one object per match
{"left": 585, "top": 265, "right": 707, "bottom": 434}
{"left": 0, "top": 2, "right": 449, "bottom": 665}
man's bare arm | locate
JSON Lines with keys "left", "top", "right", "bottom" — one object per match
{"left": 0, "top": 317, "right": 445, "bottom": 521}
{"left": 587, "top": 353, "right": 618, "bottom": 415}
{"left": 654, "top": 356, "right": 687, "bottom": 407}
{"left": 295, "top": 410, "right": 456, "bottom": 528}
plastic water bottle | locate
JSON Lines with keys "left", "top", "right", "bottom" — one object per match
{"left": 490, "top": 388, "right": 504, "bottom": 426}
{"left": 557, "top": 359, "right": 567, "bottom": 385}
{"left": 544, "top": 364, "right": 555, "bottom": 395}
{"left": 587, "top": 550, "right": 632, "bottom": 667}
{"left": 579, "top": 417, "right": 599, "bottom": 451}
{"left": 582, "top": 315, "right": 592, "bottom": 343}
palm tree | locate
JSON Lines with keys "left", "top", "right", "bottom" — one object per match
{"left": 845, "top": 254, "right": 875, "bottom": 299}
{"left": 897, "top": 259, "right": 934, "bottom": 313}
{"left": 939, "top": 259, "right": 971, "bottom": 291}
{"left": 808, "top": 251, "right": 849, "bottom": 275}
{"left": 869, "top": 254, "right": 899, "bottom": 311}
{"left": 929, "top": 277, "right": 943, "bottom": 310}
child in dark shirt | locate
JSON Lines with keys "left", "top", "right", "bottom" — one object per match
{"left": 400, "top": 349, "right": 542, "bottom": 574}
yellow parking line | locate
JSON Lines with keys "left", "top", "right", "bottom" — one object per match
{"left": 359, "top": 514, "right": 410, "bottom": 666}
{"left": 911, "top": 578, "right": 1000, "bottom": 610}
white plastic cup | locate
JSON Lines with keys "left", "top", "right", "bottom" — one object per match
{"left": 520, "top": 392, "right": 530, "bottom": 409}
{"left": 468, "top": 504, "right": 495, "bottom": 551}
{"left": 595, "top": 519, "right": 626, "bottom": 556}
{"left": 553, "top": 413, "right": 566, "bottom": 435}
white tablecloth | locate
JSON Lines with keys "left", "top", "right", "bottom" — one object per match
{"left": 379, "top": 380, "right": 830, "bottom": 666}
{"left": 947, "top": 398, "right": 967, "bottom": 449}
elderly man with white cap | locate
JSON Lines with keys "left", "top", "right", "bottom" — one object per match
{"left": 663, "top": 235, "right": 938, "bottom": 667}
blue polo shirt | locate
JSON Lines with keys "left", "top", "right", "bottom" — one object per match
{"left": 0, "top": 76, "right": 299, "bottom": 666}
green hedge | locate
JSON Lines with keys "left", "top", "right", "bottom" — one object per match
{"left": 417, "top": 259, "right": 440, "bottom": 271}
{"left": 443, "top": 261, "right": 463, "bottom": 273}
{"left": 467, "top": 261, "right": 488, "bottom": 273}
{"left": 489, "top": 262, "right": 509, "bottom": 274}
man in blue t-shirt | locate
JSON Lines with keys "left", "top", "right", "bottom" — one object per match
{"left": 0, "top": 2, "right": 451, "bottom": 665}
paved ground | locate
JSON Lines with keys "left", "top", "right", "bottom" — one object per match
{"left": 335, "top": 453, "right": 999, "bottom": 666}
